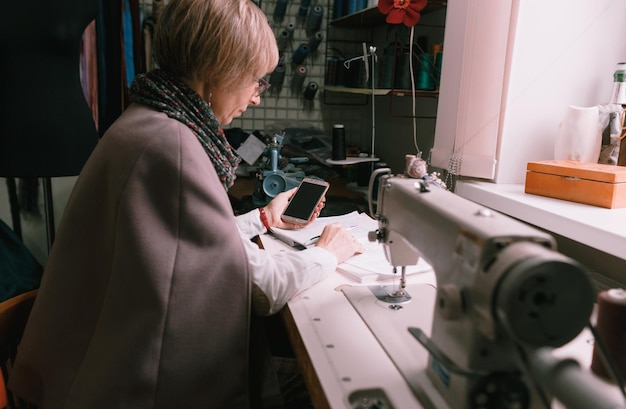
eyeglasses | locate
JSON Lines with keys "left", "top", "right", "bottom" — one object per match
{"left": 255, "top": 78, "right": 271, "bottom": 97}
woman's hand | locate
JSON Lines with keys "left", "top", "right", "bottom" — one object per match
{"left": 263, "top": 188, "right": 326, "bottom": 230}
{"left": 314, "top": 223, "right": 364, "bottom": 264}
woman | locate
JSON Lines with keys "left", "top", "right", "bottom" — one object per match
{"left": 9, "top": 0, "right": 362, "bottom": 407}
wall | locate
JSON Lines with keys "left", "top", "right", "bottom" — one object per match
{"left": 495, "top": 0, "right": 626, "bottom": 184}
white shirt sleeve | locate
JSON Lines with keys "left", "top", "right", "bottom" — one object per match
{"left": 236, "top": 209, "right": 338, "bottom": 315}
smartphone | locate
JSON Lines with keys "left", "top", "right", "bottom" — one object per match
{"left": 281, "top": 178, "right": 330, "bottom": 225}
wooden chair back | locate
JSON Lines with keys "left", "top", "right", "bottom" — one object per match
{"left": 0, "top": 290, "right": 37, "bottom": 409}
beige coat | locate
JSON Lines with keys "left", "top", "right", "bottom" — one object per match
{"left": 10, "top": 104, "right": 252, "bottom": 408}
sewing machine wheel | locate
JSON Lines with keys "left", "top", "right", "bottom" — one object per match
{"left": 494, "top": 245, "right": 594, "bottom": 348}
{"left": 469, "top": 372, "right": 530, "bottom": 409}
{"left": 262, "top": 173, "right": 287, "bottom": 197}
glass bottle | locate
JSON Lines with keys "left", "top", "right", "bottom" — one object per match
{"left": 609, "top": 62, "right": 626, "bottom": 105}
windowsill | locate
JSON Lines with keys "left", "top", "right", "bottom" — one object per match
{"left": 455, "top": 180, "right": 626, "bottom": 261}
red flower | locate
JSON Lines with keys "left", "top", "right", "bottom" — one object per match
{"left": 378, "top": 0, "right": 427, "bottom": 27}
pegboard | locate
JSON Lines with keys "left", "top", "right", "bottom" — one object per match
{"left": 229, "top": 0, "right": 330, "bottom": 132}
{"left": 228, "top": 0, "right": 373, "bottom": 153}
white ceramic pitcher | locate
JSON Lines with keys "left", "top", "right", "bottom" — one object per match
{"left": 554, "top": 105, "right": 602, "bottom": 163}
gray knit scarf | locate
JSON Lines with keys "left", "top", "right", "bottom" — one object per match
{"left": 129, "top": 69, "right": 241, "bottom": 190}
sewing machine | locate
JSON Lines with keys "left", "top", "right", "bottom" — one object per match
{"left": 369, "top": 173, "right": 625, "bottom": 409}
{"left": 251, "top": 133, "right": 306, "bottom": 207}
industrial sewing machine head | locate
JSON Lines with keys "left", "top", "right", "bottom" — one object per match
{"left": 370, "top": 172, "right": 625, "bottom": 409}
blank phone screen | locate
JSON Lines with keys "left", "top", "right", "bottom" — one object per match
{"left": 283, "top": 181, "right": 328, "bottom": 220}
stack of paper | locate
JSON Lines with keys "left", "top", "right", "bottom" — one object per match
{"left": 271, "top": 212, "right": 433, "bottom": 283}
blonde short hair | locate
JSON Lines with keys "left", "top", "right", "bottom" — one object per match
{"left": 154, "top": 0, "right": 279, "bottom": 90}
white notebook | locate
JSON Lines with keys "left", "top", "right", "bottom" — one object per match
{"left": 271, "top": 212, "right": 433, "bottom": 283}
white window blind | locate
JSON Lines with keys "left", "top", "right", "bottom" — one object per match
{"left": 430, "top": 0, "right": 514, "bottom": 180}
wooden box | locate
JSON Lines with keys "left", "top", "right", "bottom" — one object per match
{"left": 525, "top": 160, "right": 626, "bottom": 209}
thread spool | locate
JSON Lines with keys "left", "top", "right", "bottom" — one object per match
{"left": 273, "top": 0, "right": 289, "bottom": 22}
{"left": 292, "top": 43, "right": 310, "bottom": 65}
{"left": 303, "top": 81, "right": 318, "bottom": 100}
{"left": 394, "top": 50, "right": 413, "bottom": 90}
{"left": 291, "top": 64, "right": 307, "bottom": 95}
{"left": 302, "top": 81, "right": 318, "bottom": 110}
{"left": 378, "top": 45, "right": 395, "bottom": 89}
{"left": 269, "top": 62, "right": 286, "bottom": 95}
{"left": 296, "top": 4, "right": 308, "bottom": 25}
{"left": 305, "top": 5, "right": 323, "bottom": 36}
{"left": 591, "top": 288, "right": 626, "bottom": 382}
{"left": 298, "top": 0, "right": 310, "bottom": 17}
{"left": 332, "top": 124, "right": 346, "bottom": 160}
{"left": 308, "top": 31, "right": 324, "bottom": 54}
{"left": 335, "top": 61, "right": 348, "bottom": 87}
{"left": 432, "top": 43, "right": 443, "bottom": 87}
{"left": 416, "top": 53, "right": 435, "bottom": 91}
{"left": 341, "top": 56, "right": 362, "bottom": 88}
{"left": 276, "top": 28, "right": 292, "bottom": 54}
{"left": 333, "top": 0, "right": 345, "bottom": 19}
{"left": 435, "top": 51, "right": 443, "bottom": 87}
{"left": 357, "top": 59, "right": 370, "bottom": 88}
{"left": 346, "top": 0, "right": 358, "bottom": 14}
{"left": 325, "top": 57, "right": 338, "bottom": 86}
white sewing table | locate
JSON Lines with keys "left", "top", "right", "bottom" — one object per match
{"left": 261, "top": 235, "right": 600, "bottom": 409}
